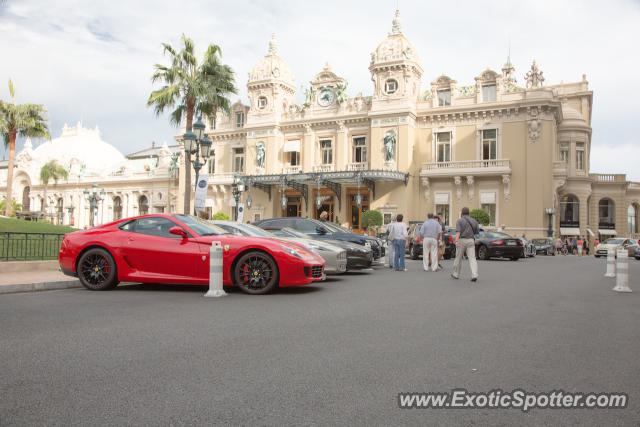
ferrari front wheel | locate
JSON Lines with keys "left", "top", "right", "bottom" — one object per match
{"left": 234, "top": 251, "right": 279, "bottom": 295}
{"left": 77, "top": 248, "right": 119, "bottom": 290}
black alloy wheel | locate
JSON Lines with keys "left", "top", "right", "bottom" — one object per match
{"left": 77, "top": 248, "right": 119, "bottom": 290}
{"left": 478, "top": 245, "right": 490, "bottom": 260}
{"left": 234, "top": 251, "right": 279, "bottom": 295}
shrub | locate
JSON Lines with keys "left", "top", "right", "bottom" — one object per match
{"left": 361, "top": 210, "right": 383, "bottom": 229}
{"left": 212, "top": 211, "right": 230, "bottom": 220}
{"left": 0, "top": 200, "right": 23, "bottom": 217}
{"left": 470, "top": 208, "right": 490, "bottom": 226}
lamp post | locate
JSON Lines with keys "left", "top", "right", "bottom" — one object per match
{"left": 182, "top": 116, "right": 212, "bottom": 215}
{"left": 83, "top": 184, "right": 105, "bottom": 227}
{"left": 545, "top": 207, "right": 555, "bottom": 237}
{"left": 231, "top": 175, "right": 245, "bottom": 221}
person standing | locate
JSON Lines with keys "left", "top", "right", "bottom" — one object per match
{"left": 388, "top": 214, "right": 408, "bottom": 271}
{"left": 319, "top": 211, "right": 329, "bottom": 222}
{"left": 435, "top": 215, "right": 446, "bottom": 269}
{"left": 418, "top": 213, "right": 442, "bottom": 272}
{"left": 451, "top": 207, "right": 479, "bottom": 282}
{"left": 386, "top": 218, "right": 396, "bottom": 269}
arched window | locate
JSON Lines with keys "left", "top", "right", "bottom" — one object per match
{"left": 598, "top": 198, "right": 615, "bottom": 227}
{"left": 138, "top": 195, "right": 149, "bottom": 215}
{"left": 628, "top": 204, "right": 639, "bottom": 234}
{"left": 113, "top": 196, "right": 123, "bottom": 220}
{"left": 560, "top": 194, "right": 579, "bottom": 227}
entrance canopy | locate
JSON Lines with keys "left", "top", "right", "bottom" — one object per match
{"left": 560, "top": 227, "right": 580, "bottom": 236}
{"left": 241, "top": 170, "right": 409, "bottom": 210}
{"left": 598, "top": 229, "right": 617, "bottom": 236}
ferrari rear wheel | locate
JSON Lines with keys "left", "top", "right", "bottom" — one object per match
{"left": 77, "top": 248, "right": 119, "bottom": 291}
{"left": 234, "top": 251, "right": 279, "bottom": 295}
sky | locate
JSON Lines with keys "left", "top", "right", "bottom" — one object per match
{"left": 0, "top": 0, "right": 639, "bottom": 180}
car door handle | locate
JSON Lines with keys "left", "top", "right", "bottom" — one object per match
{"left": 128, "top": 237, "right": 135, "bottom": 242}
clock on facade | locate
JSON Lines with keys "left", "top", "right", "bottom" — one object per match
{"left": 318, "top": 88, "right": 335, "bottom": 106}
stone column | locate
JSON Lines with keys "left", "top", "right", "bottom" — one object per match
{"left": 336, "top": 121, "right": 348, "bottom": 170}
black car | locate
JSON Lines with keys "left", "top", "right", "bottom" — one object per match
{"left": 406, "top": 223, "right": 456, "bottom": 260}
{"left": 531, "top": 237, "right": 555, "bottom": 255}
{"left": 254, "top": 217, "right": 378, "bottom": 265}
{"left": 475, "top": 231, "right": 524, "bottom": 260}
{"left": 269, "top": 227, "right": 373, "bottom": 270}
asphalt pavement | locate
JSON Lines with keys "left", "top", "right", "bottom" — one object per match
{"left": 1, "top": 255, "right": 639, "bottom": 426}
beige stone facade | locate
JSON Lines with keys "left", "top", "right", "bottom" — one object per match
{"left": 178, "top": 10, "right": 640, "bottom": 240}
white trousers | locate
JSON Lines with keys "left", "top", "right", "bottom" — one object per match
{"left": 452, "top": 238, "right": 478, "bottom": 279}
{"left": 422, "top": 237, "right": 439, "bottom": 271}
{"left": 387, "top": 241, "right": 395, "bottom": 267}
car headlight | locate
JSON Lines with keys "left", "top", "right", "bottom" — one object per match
{"left": 280, "top": 244, "right": 303, "bottom": 259}
{"left": 364, "top": 241, "right": 371, "bottom": 248}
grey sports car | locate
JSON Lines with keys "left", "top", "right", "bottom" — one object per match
{"left": 211, "top": 221, "right": 347, "bottom": 275}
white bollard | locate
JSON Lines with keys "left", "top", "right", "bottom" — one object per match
{"left": 604, "top": 247, "right": 616, "bottom": 278}
{"left": 612, "top": 249, "right": 632, "bottom": 293}
{"left": 204, "top": 241, "right": 227, "bottom": 298}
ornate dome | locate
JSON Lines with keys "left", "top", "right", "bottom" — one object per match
{"left": 248, "top": 34, "right": 295, "bottom": 89}
{"left": 370, "top": 10, "right": 422, "bottom": 70}
{"left": 30, "top": 122, "right": 125, "bottom": 179}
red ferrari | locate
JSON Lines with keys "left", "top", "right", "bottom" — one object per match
{"left": 59, "top": 214, "right": 325, "bottom": 294}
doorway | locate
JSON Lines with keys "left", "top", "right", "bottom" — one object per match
{"left": 286, "top": 196, "right": 302, "bottom": 217}
{"left": 348, "top": 190, "right": 370, "bottom": 232}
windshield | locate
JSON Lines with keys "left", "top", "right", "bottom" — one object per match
{"left": 236, "top": 223, "right": 274, "bottom": 237}
{"left": 174, "top": 215, "right": 227, "bottom": 236}
{"left": 281, "top": 227, "right": 309, "bottom": 239}
{"left": 605, "top": 238, "right": 624, "bottom": 245}
{"left": 322, "top": 222, "right": 350, "bottom": 233}
{"left": 532, "top": 239, "right": 549, "bottom": 244}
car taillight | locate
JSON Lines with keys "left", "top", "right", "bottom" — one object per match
{"left": 492, "top": 240, "right": 505, "bottom": 246}
{"left": 448, "top": 235, "right": 453, "bottom": 244}
{"left": 516, "top": 240, "right": 523, "bottom": 246}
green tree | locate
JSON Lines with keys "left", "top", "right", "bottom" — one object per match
{"left": 362, "top": 210, "right": 383, "bottom": 230}
{"left": 147, "top": 35, "right": 237, "bottom": 214}
{"left": 0, "top": 79, "right": 50, "bottom": 216}
{"left": 212, "top": 211, "right": 230, "bottom": 220}
{"left": 39, "top": 160, "right": 69, "bottom": 214}
{"left": 470, "top": 208, "right": 491, "bottom": 226}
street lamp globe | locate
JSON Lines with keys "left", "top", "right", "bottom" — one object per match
{"left": 246, "top": 195, "right": 253, "bottom": 208}
{"left": 193, "top": 116, "right": 206, "bottom": 140}
{"left": 182, "top": 130, "right": 196, "bottom": 153}
{"left": 200, "top": 135, "right": 212, "bottom": 158}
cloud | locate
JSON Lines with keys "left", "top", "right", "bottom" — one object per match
{"left": 0, "top": 0, "right": 638, "bottom": 182}
{"left": 590, "top": 143, "right": 640, "bottom": 182}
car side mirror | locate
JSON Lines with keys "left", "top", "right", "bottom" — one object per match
{"left": 169, "top": 226, "right": 187, "bottom": 238}
{"left": 316, "top": 226, "right": 327, "bottom": 235}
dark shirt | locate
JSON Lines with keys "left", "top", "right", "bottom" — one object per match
{"left": 455, "top": 215, "right": 479, "bottom": 239}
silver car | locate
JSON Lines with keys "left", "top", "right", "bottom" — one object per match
{"left": 210, "top": 221, "right": 347, "bottom": 275}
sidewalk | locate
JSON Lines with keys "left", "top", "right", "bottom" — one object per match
{"left": 0, "top": 267, "right": 81, "bottom": 295}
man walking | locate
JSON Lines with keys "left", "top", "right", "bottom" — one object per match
{"left": 418, "top": 213, "right": 441, "bottom": 272}
{"left": 386, "top": 218, "right": 396, "bottom": 269}
{"left": 387, "top": 214, "right": 408, "bottom": 271}
{"left": 451, "top": 207, "right": 479, "bottom": 282}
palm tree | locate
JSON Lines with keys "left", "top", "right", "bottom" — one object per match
{"left": 147, "top": 35, "right": 237, "bottom": 214}
{"left": 39, "top": 160, "right": 69, "bottom": 217}
{"left": 0, "top": 79, "right": 49, "bottom": 216}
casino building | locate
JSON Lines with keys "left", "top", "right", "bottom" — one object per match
{"left": 181, "top": 9, "right": 639, "bottom": 240}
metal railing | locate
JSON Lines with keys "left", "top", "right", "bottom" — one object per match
{"left": 422, "top": 159, "right": 511, "bottom": 170}
{"left": 0, "top": 233, "right": 66, "bottom": 261}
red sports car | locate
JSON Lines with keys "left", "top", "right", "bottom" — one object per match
{"left": 59, "top": 214, "right": 325, "bottom": 294}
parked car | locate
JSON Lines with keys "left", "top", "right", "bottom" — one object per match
{"left": 254, "top": 217, "right": 381, "bottom": 261}
{"left": 211, "top": 221, "right": 346, "bottom": 275}
{"left": 474, "top": 231, "right": 525, "bottom": 261}
{"left": 269, "top": 227, "right": 372, "bottom": 271}
{"left": 517, "top": 237, "right": 536, "bottom": 257}
{"left": 531, "top": 238, "right": 555, "bottom": 255}
{"left": 59, "top": 214, "right": 325, "bottom": 295}
{"left": 406, "top": 223, "right": 456, "bottom": 260}
{"left": 634, "top": 244, "right": 640, "bottom": 260}
{"left": 594, "top": 238, "right": 637, "bottom": 258}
